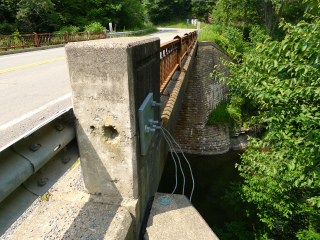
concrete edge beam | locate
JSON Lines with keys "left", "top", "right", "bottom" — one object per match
{"left": 145, "top": 192, "right": 219, "bottom": 240}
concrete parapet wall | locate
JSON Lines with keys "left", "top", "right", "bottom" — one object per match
{"left": 66, "top": 37, "right": 162, "bottom": 237}
{"left": 66, "top": 37, "right": 160, "bottom": 200}
{"left": 173, "top": 41, "right": 232, "bottom": 155}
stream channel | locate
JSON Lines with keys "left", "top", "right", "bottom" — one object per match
{"left": 157, "top": 150, "right": 244, "bottom": 232}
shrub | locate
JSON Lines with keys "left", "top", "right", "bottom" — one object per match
{"left": 199, "top": 27, "right": 229, "bottom": 51}
{"left": 207, "top": 100, "right": 230, "bottom": 125}
{"left": 211, "top": 24, "right": 223, "bottom": 35}
{"left": 227, "top": 96, "right": 244, "bottom": 122}
{"left": 249, "top": 25, "right": 270, "bottom": 47}
{"left": 217, "top": 15, "right": 320, "bottom": 238}
{"left": 223, "top": 26, "right": 245, "bottom": 53}
{"left": 56, "top": 25, "right": 80, "bottom": 33}
{"left": 84, "top": 22, "right": 105, "bottom": 32}
{"left": 0, "top": 21, "right": 16, "bottom": 35}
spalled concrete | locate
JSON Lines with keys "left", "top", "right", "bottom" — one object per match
{"left": 144, "top": 193, "right": 219, "bottom": 240}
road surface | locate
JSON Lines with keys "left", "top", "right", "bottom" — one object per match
{"left": 0, "top": 28, "right": 196, "bottom": 149}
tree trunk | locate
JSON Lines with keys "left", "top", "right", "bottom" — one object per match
{"left": 242, "top": 6, "right": 247, "bottom": 35}
{"left": 270, "top": 1, "right": 284, "bottom": 36}
{"left": 264, "top": 0, "right": 275, "bottom": 36}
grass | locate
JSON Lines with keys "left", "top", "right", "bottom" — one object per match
{"left": 198, "top": 24, "right": 229, "bottom": 51}
{"left": 69, "top": 158, "right": 80, "bottom": 170}
{"left": 207, "top": 100, "right": 231, "bottom": 125}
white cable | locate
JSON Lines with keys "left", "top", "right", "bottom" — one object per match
{"left": 162, "top": 128, "right": 185, "bottom": 195}
{"left": 162, "top": 129, "right": 186, "bottom": 195}
{"left": 162, "top": 129, "right": 178, "bottom": 194}
{"left": 161, "top": 127, "right": 195, "bottom": 201}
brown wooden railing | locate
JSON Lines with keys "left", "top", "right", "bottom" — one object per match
{"left": 0, "top": 31, "right": 107, "bottom": 51}
{"left": 160, "top": 31, "right": 197, "bottom": 95}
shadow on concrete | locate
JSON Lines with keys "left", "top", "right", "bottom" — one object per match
{"left": 144, "top": 193, "right": 191, "bottom": 228}
{"left": 60, "top": 124, "right": 128, "bottom": 240}
{"left": 60, "top": 198, "right": 121, "bottom": 240}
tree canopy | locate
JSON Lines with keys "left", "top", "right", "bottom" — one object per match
{"left": 0, "top": 0, "right": 145, "bottom": 34}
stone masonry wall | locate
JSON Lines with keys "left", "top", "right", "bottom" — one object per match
{"left": 173, "top": 41, "right": 232, "bottom": 155}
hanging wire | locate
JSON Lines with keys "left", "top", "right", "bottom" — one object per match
{"left": 161, "top": 128, "right": 186, "bottom": 195}
{"left": 162, "top": 129, "right": 178, "bottom": 194}
{"left": 161, "top": 127, "right": 195, "bottom": 201}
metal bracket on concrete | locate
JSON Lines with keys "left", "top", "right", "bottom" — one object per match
{"left": 138, "top": 93, "right": 160, "bottom": 156}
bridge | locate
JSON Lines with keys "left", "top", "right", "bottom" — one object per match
{"left": 0, "top": 28, "right": 232, "bottom": 239}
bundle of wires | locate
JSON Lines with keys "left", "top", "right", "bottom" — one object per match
{"left": 160, "top": 126, "right": 195, "bottom": 201}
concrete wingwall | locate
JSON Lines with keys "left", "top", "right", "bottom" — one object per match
{"left": 173, "top": 41, "right": 232, "bottom": 155}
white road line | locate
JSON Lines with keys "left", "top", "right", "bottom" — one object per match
{"left": 0, "top": 93, "right": 71, "bottom": 131}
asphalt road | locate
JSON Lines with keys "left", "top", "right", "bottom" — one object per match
{"left": 0, "top": 28, "right": 196, "bottom": 149}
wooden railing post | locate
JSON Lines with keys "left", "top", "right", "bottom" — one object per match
{"left": 87, "top": 31, "right": 90, "bottom": 40}
{"left": 33, "top": 32, "right": 39, "bottom": 47}
{"left": 65, "top": 32, "right": 69, "bottom": 43}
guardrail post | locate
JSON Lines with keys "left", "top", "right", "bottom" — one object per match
{"left": 33, "top": 32, "right": 39, "bottom": 47}
{"left": 174, "top": 35, "right": 182, "bottom": 68}
{"left": 87, "top": 31, "right": 90, "bottom": 40}
{"left": 103, "top": 30, "right": 108, "bottom": 39}
{"left": 65, "top": 31, "right": 69, "bottom": 43}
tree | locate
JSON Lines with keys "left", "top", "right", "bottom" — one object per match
{"left": 191, "top": 1, "right": 215, "bottom": 21}
{"left": 211, "top": 0, "right": 306, "bottom": 37}
{"left": 6, "top": 0, "right": 60, "bottom": 33}
{"left": 144, "top": 0, "right": 192, "bottom": 24}
{"left": 219, "top": 13, "right": 320, "bottom": 238}
{"left": 0, "top": 0, "right": 17, "bottom": 34}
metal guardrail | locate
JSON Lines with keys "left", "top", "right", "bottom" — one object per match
{"left": 160, "top": 31, "right": 197, "bottom": 95}
{"left": 0, "top": 108, "right": 75, "bottom": 203}
{"left": 0, "top": 31, "right": 107, "bottom": 50}
{"left": 107, "top": 29, "right": 151, "bottom": 38}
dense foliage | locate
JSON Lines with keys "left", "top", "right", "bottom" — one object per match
{"left": 214, "top": 12, "right": 320, "bottom": 239}
{"left": 143, "top": 0, "right": 215, "bottom": 25}
{"left": 0, "top": 0, "right": 145, "bottom": 34}
{"left": 211, "top": 0, "right": 307, "bottom": 38}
